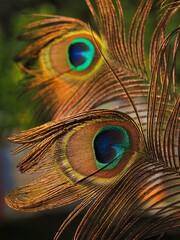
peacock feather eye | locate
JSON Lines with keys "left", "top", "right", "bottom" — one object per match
{"left": 68, "top": 38, "right": 95, "bottom": 71}
{"left": 93, "top": 126, "right": 130, "bottom": 170}
{"left": 54, "top": 111, "right": 143, "bottom": 182}
{"left": 41, "top": 30, "right": 105, "bottom": 81}
{"left": 5, "top": 0, "right": 180, "bottom": 239}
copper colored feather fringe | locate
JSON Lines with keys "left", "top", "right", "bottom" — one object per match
{"left": 5, "top": 0, "right": 180, "bottom": 239}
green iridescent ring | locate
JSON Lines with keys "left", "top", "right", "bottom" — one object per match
{"left": 68, "top": 38, "right": 95, "bottom": 71}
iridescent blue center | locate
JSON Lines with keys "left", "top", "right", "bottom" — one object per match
{"left": 68, "top": 38, "right": 95, "bottom": 71}
{"left": 93, "top": 126, "right": 130, "bottom": 170}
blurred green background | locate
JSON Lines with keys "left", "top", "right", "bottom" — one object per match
{"left": 0, "top": 0, "right": 179, "bottom": 239}
{"left": 0, "top": 0, "right": 91, "bottom": 141}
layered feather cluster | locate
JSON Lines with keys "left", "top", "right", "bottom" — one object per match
{"left": 5, "top": 0, "right": 180, "bottom": 239}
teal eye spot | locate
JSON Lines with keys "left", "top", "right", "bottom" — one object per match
{"left": 93, "top": 126, "right": 130, "bottom": 170}
{"left": 68, "top": 38, "right": 95, "bottom": 71}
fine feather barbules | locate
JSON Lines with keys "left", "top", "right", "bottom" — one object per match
{"left": 15, "top": 15, "right": 110, "bottom": 120}
{"left": 8, "top": 109, "right": 143, "bottom": 175}
{"left": 5, "top": 110, "right": 144, "bottom": 211}
{"left": 5, "top": 0, "right": 180, "bottom": 239}
{"left": 15, "top": 4, "right": 151, "bottom": 122}
{"left": 5, "top": 110, "right": 179, "bottom": 239}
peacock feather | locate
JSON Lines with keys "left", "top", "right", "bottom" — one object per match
{"left": 5, "top": 0, "right": 180, "bottom": 239}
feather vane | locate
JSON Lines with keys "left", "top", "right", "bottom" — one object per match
{"left": 5, "top": 0, "right": 180, "bottom": 239}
